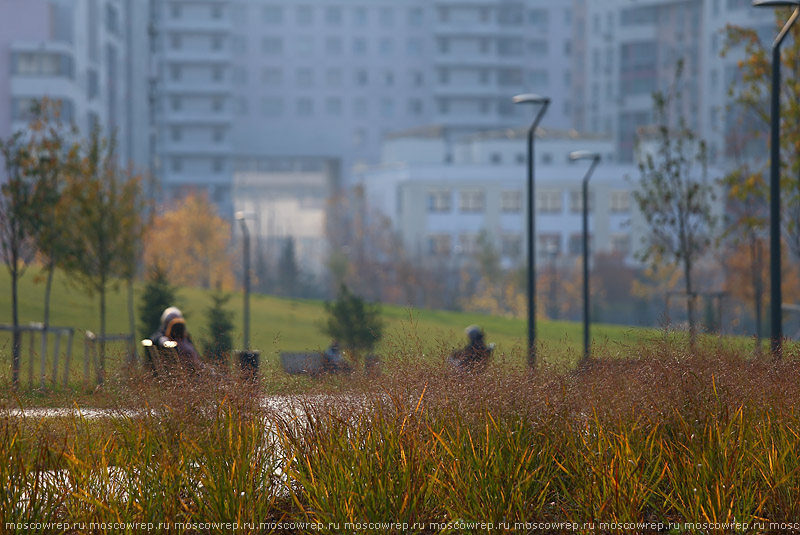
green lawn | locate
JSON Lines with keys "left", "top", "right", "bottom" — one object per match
{"left": 1, "top": 268, "right": 659, "bottom": 388}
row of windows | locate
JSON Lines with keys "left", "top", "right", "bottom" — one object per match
{"left": 170, "top": 157, "right": 225, "bottom": 174}
{"left": 257, "top": 97, "right": 425, "bottom": 118}
{"left": 11, "top": 97, "right": 74, "bottom": 122}
{"left": 426, "top": 190, "right": 631, "bottom": 214}
{"left": 257, "top": 36, "right": 427, "bottom": 57}
{"left": 257, "top": 5, "right": 424, "bottom": 27}
{"left": 427, "top": 233, "right": 632, "bottom": 257}
{"left": 258, "top": 68, "right": 425, "bottom": 88}
{"left": 11, "top": 52, "right": 74, "bottom": 78}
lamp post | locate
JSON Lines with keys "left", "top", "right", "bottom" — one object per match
{"left": 569, "top": 150, "right": 601, "bottom": 363}
{"left": 235, "top": 211, "right": 254, "bottom": 350}
{"left": 753, "top": 0, "right": 800, "bottom": 358}
{"left": 513, "top": 93, "right": 550, "bottom": 368}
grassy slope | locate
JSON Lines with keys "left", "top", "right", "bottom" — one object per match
{"left": 0, "top": 268, "right": 652, "bottom": 383}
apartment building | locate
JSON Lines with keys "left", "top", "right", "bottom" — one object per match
{"left": 578, "top": 0, "right": 776, "bottom": 164}
{"left": 0, "top": 0, "right": 150, "bottom": 170}
{"left": 150, "top": 0, "right": 575, "bottom": 215}
{"left": 360, "top": 126, "right": 660, "bottom": 268}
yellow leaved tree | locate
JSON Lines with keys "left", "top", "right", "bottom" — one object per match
{"left": 143, "top": 193, "right": 235, "bottom": 290}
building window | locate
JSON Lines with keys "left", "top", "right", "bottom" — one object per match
{"left": 379, "top": 7, "right": 394, "bottom": 27}
{"left": 171, "top": 126, "right": 181, "bottom": 141}
{"left": 409, "top": 99, "right": 423, "bottom": 115}
{"left": 458, "top": 234, "right": 480, "bottom": 256}
{"left": 325, "top": 6, "right": 341, "bottom": 25}
{"left": 212, "top": 36, "right": 223, "bottom": 51}
{"left": 355, "top": 69, "right": 368, "bottom": 86}
{"left": 427, "top": 190, "right": 451, "bottom": 212}
{"left": 501, "top": 191, "right": 522, "bottom": 213}
{"left": 170, "top": 65, "right": 181, "bottom": 81}
{"left": 263, "top": 68, "right": 282, "bottom": 85}
{"left": 326, "top": 36, "right": 343, "bottom": 55}
{"left": 491, "top": 153, "right": 502, "bottom": 165}
{"left": 610, "top": 191, "right": 631, "bottom": 213}
{"left": 611, "top": 234, "right": 632, "bottom": 254}
{"left": 502, "top": 234, "right": 522, "bottom": 258}
{"left": 460, "top": 189, "right": 485, "bottom": 212}
{"left": 380, "top": 38, "right": 394, "bottom": 56}
{"left": 170, "top": 34, "right": 182, "bottom": 49}
{"left": 408, "top": 7, "right": 423, "bottom": 26}
{"left": 354, "top": 98, "right": 368, "bottom": 116}
{"left": 381, "top": 98, "right": 394, "bottom": 117}
{"left": 297, "top": 97, "right": 314, "bottom": 116}
{"left": 297, "top": 37, "right": 314, "bottom": 56}
{"left": 262, "top": 37, "right": 283, "bottom": 54}
{"left": 262, "top": 98, "right": 283, "bottom": 116}
{"left": 212, "top": 66, "right": 223, "bottom": 81}
{"left": 542, "top": 153, "right": 553, "bottom": 164}
{"left": 515, "top": 153, "right": 525, "bottom": 165}
{"left": 296, "top": 5, "right": 313, "bottom": 25}
{"left": 538, "top": 234, "right": 561, "bottom": 255}
{"left": 570, "top": 190, "right": 594, "bottom": 213}
{"left": 296, "top": 68, "right": 313, "bottom": 87}
{"left": 212, "top": 158, "right": 224, "bottom": 173}
{"left": 326, "top": 68, "right": 342, "bottom": 86}
{"left": 353, "top": 38, "right": 367, "bottom": 55}
{"left": 412, "top": 71, "right": 424, "bottom": 86}
{"left": 171, "top": 96, "right": 181, "bottom": 111}
{"left": 407, "top": 38, "right": 422, "bottom": 56}
{"left": 384, "top": 71, "right": 394, "bottom": 86}
{"left": 211, "top": 97, "right": 223, "bottom": 111}
{"left": 428, "top": 234, "right": 452, "bottom": 256}
{"left": 213, "top": 128, "right": 224, "bottom": 142}
{"left": 537, "top": 190, "right": 562, "bottom": 213}
{"left": 170, "top": 4, "right": 181, "bottom": 18}
{"left": 353, "top": 7, "right": 367, "bottom": 25}
{"left": 568, "top": 234, "right": 592, "bottom": 256}
{"left": 211, "top": 4, "right": 222, "bottom": 19}
{"left": 262, "top": 6, "right": 283, "bottom": 24}
{"left": 326, "top": 97, "right": 342, "bottom": 115}
{"left": 12, "top": 51, "right": 73, "bottom": 78}
{"left": 171, "top": 158, "right": 182, "bottom": 172}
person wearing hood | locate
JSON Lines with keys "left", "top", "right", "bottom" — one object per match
{"left": 150, "top": 306, "right": 201, "bottom": 370}
{"left": 448, "top": 325, "right": 494, "bottom": 373}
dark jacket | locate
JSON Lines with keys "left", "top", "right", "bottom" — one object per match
{"left": 149, "top": 309, "right": 201, "bottom": 369}
{"left": 449, "top": 339, "right": 492, "bottom": 373}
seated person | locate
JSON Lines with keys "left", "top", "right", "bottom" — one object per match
{"left": 322, "top": 340, "right": 351, "bottom": 373}
{"left": 448, "top": 325, "right": 494, "bottom": 373}
{"left": 149, "top": 307, "right": 201, "bottom": 371}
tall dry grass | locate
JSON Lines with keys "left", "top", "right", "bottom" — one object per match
{"left": 3, "top": 337, "right": 800, "bottom": 533}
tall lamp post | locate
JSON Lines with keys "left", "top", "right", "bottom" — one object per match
{"left": 569, "top": 150, "right": 601, "bottom": 363}
{"left": 235, "top": 211, "right": 255, "bottom": 350}
{"left": 513, "top": 93, "right": 550, "bottom": 368}
{"left": 753, "top": 0, "right": 800, "bottom": 358}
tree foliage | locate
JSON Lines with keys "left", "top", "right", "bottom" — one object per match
{"left": 142, "top": 193, "right": 234, "bottom": 290}
{"left": 60, "top": 128, "right": 146, "bottom": 382}
{"left": 204, "top": 289, "right": 234, "bottom": 363}
{"left": 138, "top": 263, "right": 178, "bottom": 340}
{"left": 633, "top": 60, "right": 717, "bottom": 344}
{"left": 322, "top": 284, "right": 383, "bottom": 354}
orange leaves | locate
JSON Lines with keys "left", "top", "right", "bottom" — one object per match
{"left": 142, "top": 193, "right": 235, "bottom": 291}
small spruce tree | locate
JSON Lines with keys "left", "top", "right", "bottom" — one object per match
{"left": 322, "top": 284, "right": 383, "bottom": 358}
{"left": 138, "top": 263, "right": 177, "bottom": 340}
{"left": 205, "top": 289, "right": 234, "bottom": 363}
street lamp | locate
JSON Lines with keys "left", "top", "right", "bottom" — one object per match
{"left": 513, "top": 93, "right": 550, "bottom": 368}
{"left": 569, "top": 150, "right": 602, "bottom": 363}
{"left": 753, "top": 0, "right": 800, "bottom": 357}
{"left": 235, "top": 211, "right": 255, "bottom": 350}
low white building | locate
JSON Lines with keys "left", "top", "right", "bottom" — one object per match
{"left": 232, "top": 156, "right": 340, "bottom": 277}
{"left": 361, "top": 126, "right": 723, "bottom": 268}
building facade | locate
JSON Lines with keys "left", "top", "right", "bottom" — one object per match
{"left": 150, "top": 0, "right": 576, "bottom": 215}
{"left": 577, "top": 0, "right": 776, "bottom": 164}
{"left": 0, "top": 0, "right": 150, "bottom": 171}
{"left": 361, "top": 127, "right": 656, "bottom": 269}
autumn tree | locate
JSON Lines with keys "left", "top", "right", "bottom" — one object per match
{"left": 723, "top": 15, "right": 800, "bottom": 258}
{"left": 60, "top": 128, "right": 145, "bottom": 383}
{"left": 0, "top": 132, "right": 37, "bottom": 387}
{"left": 142, "top": 193, "right": 234, "bottom": 290}
{"left": 633, "top": 60, "right": 717, "bottom": 346}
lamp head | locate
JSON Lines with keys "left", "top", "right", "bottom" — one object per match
{"left": 568, "top": 150, "right": 602, "bottom": 162}
{"left": 512, "top": 93, "right": 550, "bottom": 105}
{"left": 753, "top": 0, "right": 800, "bottom": 6}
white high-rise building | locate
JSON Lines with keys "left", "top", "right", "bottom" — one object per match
{"left": 0, "top": 0, "right": 150, "bottom": 171}
{"left": 577, "top": 0, "right": 776, "bottom": 164}
{"left": 151, "top": 0, "right": 576, "bottom": 215}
